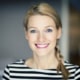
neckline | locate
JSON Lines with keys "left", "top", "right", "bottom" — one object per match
{"left": 22, "top": 59, "right": 59, "bottom": 70}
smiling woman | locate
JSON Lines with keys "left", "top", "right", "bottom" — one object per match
{"left": 2, "top": 2, "right": 80, "bottom": 80}
{"left": 25, "top": 15, "right": 61, "bottom": 57}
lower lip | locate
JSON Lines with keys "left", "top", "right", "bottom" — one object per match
{"left": 35, "top": 44, "right": 49, "bottom": 48}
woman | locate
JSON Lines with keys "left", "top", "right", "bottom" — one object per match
{"left": 2, "top": 3, "right": 80, "bottom": 80}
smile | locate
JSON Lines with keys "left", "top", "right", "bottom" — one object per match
{"left": 35, "top": 43, "right": 49, "bottom": 48}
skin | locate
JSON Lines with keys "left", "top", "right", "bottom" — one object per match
{"left": 25, "top": 15, "right": 62, "bottom": 69}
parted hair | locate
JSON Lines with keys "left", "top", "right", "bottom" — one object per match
{"left": 24, "top": 3, "right": 69, "bottom": 80}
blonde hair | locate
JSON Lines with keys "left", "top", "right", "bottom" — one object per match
{"left": 24, "top": 3, "right": 62, "bottom": 30}
{"left": 24, "top": 3, "right": 69, "bottom": 79}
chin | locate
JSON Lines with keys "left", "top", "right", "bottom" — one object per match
{"left": 34, "top": 50, "right": 50, "bottom": 57}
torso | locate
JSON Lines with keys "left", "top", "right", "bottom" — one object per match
{"left": 3, "top": 59, "right": 80, "bottom": 80}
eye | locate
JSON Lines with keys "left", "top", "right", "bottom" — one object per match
{"left": 46, "top": 28, "right": 53, "bottom": 32}
{"left": 30, "top": 29, "right": 37, "bottom": 33}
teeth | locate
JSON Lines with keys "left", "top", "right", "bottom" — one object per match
{"left": 37, "top": 44, "right": 47, "bottom": 47}
{"left": 35, "top": 44, "right": 49, "bottom": 48}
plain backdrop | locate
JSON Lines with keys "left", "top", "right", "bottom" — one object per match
{"left": 0, "top": 0, "right": 62, "bottom": 70}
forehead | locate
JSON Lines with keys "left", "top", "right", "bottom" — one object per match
{"left": 27, "top": 15, "right": 56, "bottom": 28}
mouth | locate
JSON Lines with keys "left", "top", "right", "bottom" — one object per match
{"left": 35, "top": 43, "right": 49, "bottom": 48}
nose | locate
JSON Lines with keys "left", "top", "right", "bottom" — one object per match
{"left": 37, "top": 32, "right": 45, "bottom": 42}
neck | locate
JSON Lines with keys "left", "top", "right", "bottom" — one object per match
{"left": 32, "top": 52, "right": 58, "bottom": 69}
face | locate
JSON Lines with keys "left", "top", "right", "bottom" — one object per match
{"left": 25, "top": 15, "right": 61, "bottom": 57}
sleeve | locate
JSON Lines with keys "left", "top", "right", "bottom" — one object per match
{"left": 75, "top": 66, "right": 80, "bottom": 80}
{"left": 2, "top": 65, "right": 10, "bottom": 80}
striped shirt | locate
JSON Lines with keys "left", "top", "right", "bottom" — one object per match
{"left": 2, "top": 59, "right": 80, "bottom": 80}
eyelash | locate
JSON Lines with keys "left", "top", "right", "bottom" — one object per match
{"left": 30, "top": 30, "right": 37, "bottom": 33}
{"left": 29, "top": 28, "right": 53, "bottom": 33}
{"left": 46, "top": 28, "right": 53, "bottom": 32}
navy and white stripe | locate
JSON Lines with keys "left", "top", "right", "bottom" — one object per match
{"left": 2, "top": 60, "right": 80, "bottom": 80}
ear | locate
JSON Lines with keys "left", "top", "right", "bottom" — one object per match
{"left": 57, "top": 27, "right": 62, "bottom": 39}
{"left": 24, "top": 28, "right": 28, "bottom": 40}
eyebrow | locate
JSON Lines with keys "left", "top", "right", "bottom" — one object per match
{"left": 27, "top": 27, "right": 37, "bottom": 30}
{"left": 28, "top": 25, "right": 55, "bottom": 29}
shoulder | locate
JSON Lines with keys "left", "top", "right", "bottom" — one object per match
{"left": 64, "top": 61, "right": 80, "bottom": 79}
{"left": 64, "top": 61, "right": 80, "bottom": 70}
{"left": 3, "top": 59, "right": 26, "bottom": 74}
{"left": 5, "top": 59, "right": 25, "bottom": 69}
{"left": 2, "top": 59, "right": 26, "bottom": 79}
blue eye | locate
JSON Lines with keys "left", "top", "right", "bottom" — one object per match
{"left": 46, "top": 29, "right": 53, "bottom": 32}
{"left": 30, "top": 30, "right": 36, "bottom": 33}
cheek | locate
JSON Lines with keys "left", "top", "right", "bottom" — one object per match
{"left": 27, "top": 35, "right": 36, "bottom": 48}
{"left": 27, "top": 34, "right": 37, "bottom": 42}
{"left": 46, "top": 33, "right": 58, "bottom": 41}
{"left": 48, "top": 36, "right": 56, "bottom": 40}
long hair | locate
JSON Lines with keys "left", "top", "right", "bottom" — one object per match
{"left": 24, "top": 3, "right": 69, "bottom": 79}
